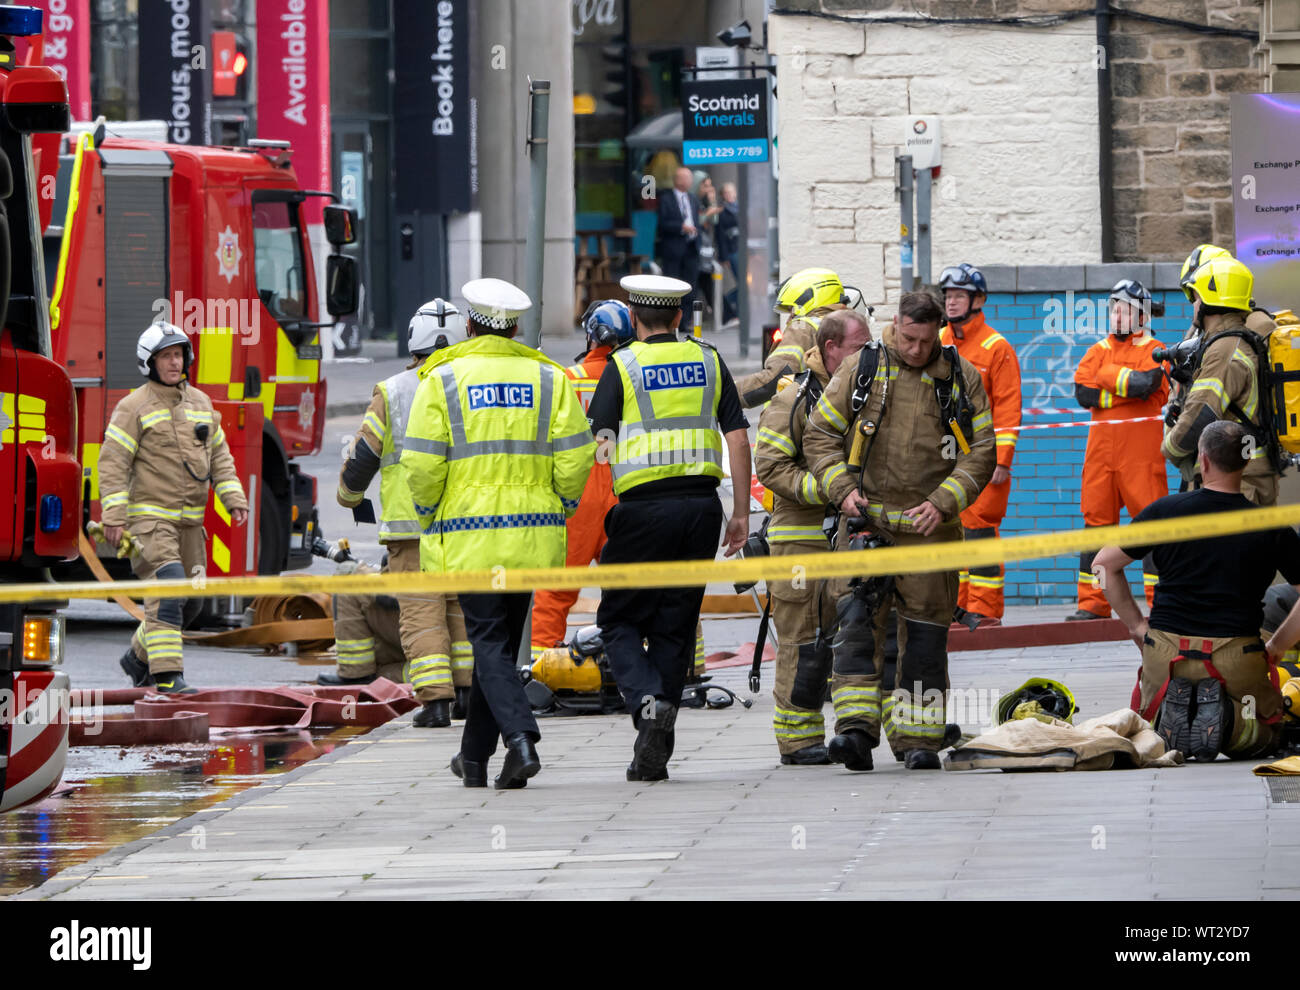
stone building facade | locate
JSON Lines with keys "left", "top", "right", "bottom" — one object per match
{"left": 771, "top": 0, "right": 1268, "bottom": 305}
{"left": 769, "top": 1, "right": 1281, "bottom": 603}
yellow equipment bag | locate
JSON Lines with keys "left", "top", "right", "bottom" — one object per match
{"left": 1268, "top": 310, "right": 1300, "bottom": 455}
{"left": 531, "top": 645, "right": 603, "bottom": 693}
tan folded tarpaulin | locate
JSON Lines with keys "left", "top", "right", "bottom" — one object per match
{"left": 944, "top": 708, "right": 1184, "bottom": 772}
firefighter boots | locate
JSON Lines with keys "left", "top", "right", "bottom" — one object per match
{"left": 413, "top": 699, "right": 451, "bottom": 728}
{"left": 780, "top": 742, "right": 832, "bottom": 766}
{"left": 120, "top": 648, "right": 149, "bottom": 688}
{"left": 1157, "top": 677, "right": 1196, "bottom": 756}
{"left": 1190, "top": 678, "right": 1232, "bottom": 762}
{"left": 316, "top": 670, "right": 379, "bottom": 686}
{"left": 903, "top": 748, "right": 941, "bottom": 770}
{"left": 150, "top": 671, "right": 197, "bottom": 695}
{"left": 828, "top": 728, "right": 874, "bottom": 771}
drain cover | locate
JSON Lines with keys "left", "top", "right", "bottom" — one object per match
{"left": 1265, "top": 777, "right": 1300, "bottom": 804}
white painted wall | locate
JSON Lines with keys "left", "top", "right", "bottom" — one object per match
{"left": 770, "top": 15, "right": 1102, "bottom": 310}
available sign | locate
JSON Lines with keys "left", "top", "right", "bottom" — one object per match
{"left": 1230, "top": 93, "right": 1300, "bottom": 312}
{"left": 255, "top": 0, "right": 331, "bottom": 220}
{"left": 23, "top": 0, "right": 91, "bottom": 121}
{"left": 681, "top": 78, "right": 768, "bottom": 165}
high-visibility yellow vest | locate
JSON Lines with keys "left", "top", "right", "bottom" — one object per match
{"left": 375, "top": 369, "right": 422, "bottom": 542}
{"left": 402, "top": 334, "right": 595, "bottom": 573}
{"left": 610, "top": 338, "right": 724, "bottom": 494}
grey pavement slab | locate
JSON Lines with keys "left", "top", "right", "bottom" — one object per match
{"left": 15, "top": 633, "right": 1300, "bottom": 901}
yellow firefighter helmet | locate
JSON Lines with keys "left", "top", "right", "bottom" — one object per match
{"left": 1179, "top": 243, "right": 1232, "bottom": 301}
{"left": 776, "top": 268, "right": 845, "bottom": 317}
{"left": 1187, "top": 255, "right": 1254, "bottom": 311}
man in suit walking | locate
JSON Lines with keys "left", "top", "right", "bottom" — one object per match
{"left": 657, "top": 167, "right": 700, "bottom": 316}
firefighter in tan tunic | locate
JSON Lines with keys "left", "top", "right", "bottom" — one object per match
{"left": 98, "top": 323, "right": 248, "bottom": 694}
{"left": 804, "top": 293, "right": 996, "bottom": 771}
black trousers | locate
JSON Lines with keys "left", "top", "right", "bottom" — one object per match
{"left": 458, "top": 592, "right": 539, "bottom": 761}
{"left": 597, "top": 494, "right": 723, "bottom": 723}
{"left": 659, "top": 245, "right": 699, "bottom": 316}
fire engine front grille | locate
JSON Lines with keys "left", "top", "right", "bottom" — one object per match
{"left": 105, "top": 174, "right": 169, "bottom": 390}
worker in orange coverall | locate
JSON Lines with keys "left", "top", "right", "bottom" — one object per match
{"left": 529, "top": 300, "right": 632, "bottom": 660}
{"left": 1070, "top": 279, "right": 1168, "bottom": 620}
{"left": 938, "top": 263, "right": 1022, "bottom": 624}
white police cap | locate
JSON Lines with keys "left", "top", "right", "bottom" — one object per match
{"left": 620, "top": 274, "right": 692, "bottom": 307}
{"left": 461, "top": 278, "right": 532, "bottom": 330}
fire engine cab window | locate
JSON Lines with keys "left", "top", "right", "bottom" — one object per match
{"left": 253, "top": 201, "right": 307, "bottom": 319}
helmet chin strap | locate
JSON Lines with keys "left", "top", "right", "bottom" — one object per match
{"left": 946, "top": 301, "right": 981, "bottom": 333}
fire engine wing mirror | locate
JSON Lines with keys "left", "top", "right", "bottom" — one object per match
{"left": 1, "top": 67, "right": 71, "bottom": 134}
{"left": 323, "top": 205, "right": 358, "bottom": 247}
{"left": 326, "top": 254, "right": 359, "bottom": 318}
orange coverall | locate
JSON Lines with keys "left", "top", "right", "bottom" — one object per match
{"left": 530, "top": 345, "right": 619, "bottom": 658}
{"left": 1073, "top": 331, "right": 1168, "bottom": 615}
{"left": 940, "top": 311, "right": 1022, "bottom": 619}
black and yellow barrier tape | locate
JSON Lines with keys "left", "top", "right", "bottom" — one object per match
{"left": 19, "top": 503, "right": 1300, "bottom": 605}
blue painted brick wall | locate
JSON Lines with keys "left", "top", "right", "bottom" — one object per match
{"left": 984, "top": 290, "right": 1185, "bottom": 604}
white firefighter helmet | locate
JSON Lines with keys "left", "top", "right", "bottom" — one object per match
{"left": 408, "top": 298, "right": 465, "bottom": 355}
{"left": 137, "top": 321, "right": 192, "bottom": 376}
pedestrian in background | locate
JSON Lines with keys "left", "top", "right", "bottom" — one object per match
{"left": 656, "top": 167, "right": 701, "bottom": 315}
{"left": 717, "top": 182, "right": 741, "bottom": 325}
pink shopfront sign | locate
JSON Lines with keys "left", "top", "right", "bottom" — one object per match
{"left": 23, "top": 0, "right": 91, "bottom": 121}
{"left": 256, "top": 0, "right": 331, "bottom": 217}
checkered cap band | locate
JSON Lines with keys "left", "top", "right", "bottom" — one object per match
{"left": 627, "top": 291, "right": 683, "bottom": 307}
{"left": 468, "top": 306, "right": 519, "bottom": 329}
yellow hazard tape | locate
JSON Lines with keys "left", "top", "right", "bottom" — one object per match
{"left": 22, "top": 503, "right": 1300, "bottom": 605}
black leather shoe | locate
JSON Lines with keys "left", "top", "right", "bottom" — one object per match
{"left": 1065, "top": 609, "right": 1105, "bottom": 621}
{"left": 1157, "top": 677, "right": 1195, "bottom": 757}
{"left": 903, "top": 748, "right": 941, "bottom": 770}
{"left": 451, "top": 687, "right": 471, "bottom": 720}
{"left": 780, "top": 743, "right": 832, "bottom": 766}
{"left": 828, "top": 729, "right": 874, "bottom": 771}
{"left": 495, "top": 733, "right": 540, "bottom": 789}
{"left": 413, "top": 699, "right": 451, "bottom": 728}
{"left": 316, "top": 671, "right": 378, "bottom": 686}
{"left": 450, "top": 752, "right": 487, "bottom": 788}
{"left": 626, "top": 761, "right": 669, "bottom": 781}
{"left": 120, "top": 648, "right": 149, "bottom": 688}
{"left": 149, "top": 672, "right": 198, "bottom": 695}
{"left": 631, "top": 700, "right": 677, "bottom": 781}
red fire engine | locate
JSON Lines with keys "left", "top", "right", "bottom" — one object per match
{"left": 44, "top": 122, "right": 358, "bottom": 595}
{"left": 0, "top": 6, "right": 81, "bottom": 814}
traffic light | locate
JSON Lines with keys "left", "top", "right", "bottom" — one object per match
{"left": 212, "top": 30, "right": 250, "bottom": 101}
{"left": 762, "top": 323, "right": 782, "bottom": 363}
{"left": 602, "top": 41, "right": 627, "bottom": 111}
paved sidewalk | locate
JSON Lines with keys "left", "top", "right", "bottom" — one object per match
{"left": 19, "top": 635, "right": 1299, "bottom": 901}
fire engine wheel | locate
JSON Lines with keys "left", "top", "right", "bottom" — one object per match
{"left": 258, "top": 484, "right": 289, "bottom": 576}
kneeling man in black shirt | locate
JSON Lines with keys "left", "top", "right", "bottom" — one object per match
{"left": 1093, "top": 420, "right": 1300, "bottom": 761}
